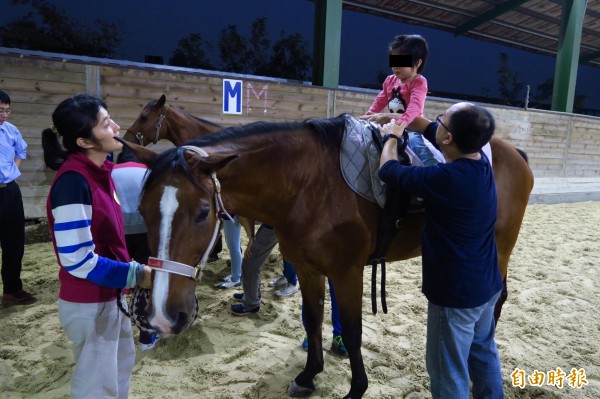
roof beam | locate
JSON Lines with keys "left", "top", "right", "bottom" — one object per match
{"left": 580, "top": 49, "right": 600, "bottom": 62}
{"left": 454, "top": 0, "right": 533, "bottom": 36}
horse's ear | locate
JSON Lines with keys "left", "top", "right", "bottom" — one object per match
{"left": 183, "top": 152, "right": 239, "bottom": 173}
{"left": 158, "top": 94, "right": 166, "bottom": 108}
{"left": 117, "top": 137, "right": 158, "bottom": 165}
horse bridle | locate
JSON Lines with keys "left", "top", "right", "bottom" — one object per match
{"left": 145, "top": 145, "right": 232, "bottom": 282}
{"left": 135, "top": 106, "right": 168, "bottom": 145}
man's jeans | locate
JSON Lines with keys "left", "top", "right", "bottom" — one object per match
{"left": 426, "top": 290, "right": 504, "bottom": 399}
{"left": 408, "top": 132, "right": 438, "bottom": 166}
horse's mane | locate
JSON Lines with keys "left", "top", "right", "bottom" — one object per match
{"left": 145, "top": 99, "right": 223, "bottom": 129}
{"left": 186, "top": 113, "right": 349, "bottom": 148}
{"left": 190, "top": 114, "right": 222, "bottom": 128}
{"left": 143, "top": 113, "right": 350, "bottom": 193}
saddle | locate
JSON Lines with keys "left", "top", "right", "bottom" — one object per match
{"left": 340, "top": 117, "right": 417, "bottom": 314}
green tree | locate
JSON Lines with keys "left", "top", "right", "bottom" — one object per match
{"left": 574, "top": 95, "right": 587, "bottom": 110}
{"left": 497, "top": 52, "right": 523, "bottom": 105}
{"left": 534, "top": 77, "right": 554, "bottom": 104}
{"left": 219, "top": 24, "right": 251, "bottom": 74}
{"left": 533, "top": 77, "right": 587, "bottom": 110}
{"left": 217, "top": 17, "right": 311, "bottom": 81}
{"left": 0, "top": 0, "right": 122, "bottom": 58}
{"left": 247, "top": 18, "right": 271, "bottom": 74}
{"left": 263, "top": 33, "right": 311, "bottom": 80}
{"left": 170, "top": 33, "right": 213, "bottom": 69}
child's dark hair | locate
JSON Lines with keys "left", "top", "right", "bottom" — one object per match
{"left": 41, "top": 94, "right": 106, "bottom": 170}
{"left": 448, "top": 104, "right": 495, "bottom": 154}
{"left": 389, "top": 34, "right": 429, "bottom": 73}
{"left": 0, "top": 90, "right": 11, "bottom": 104}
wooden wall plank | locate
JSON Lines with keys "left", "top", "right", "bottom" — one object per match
{"left": 2, "top": 52, "right": 600, "bottom": 218}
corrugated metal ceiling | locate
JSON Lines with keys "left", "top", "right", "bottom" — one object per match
{"left": 343, "top": 0, "right": 600, "bottom": 67}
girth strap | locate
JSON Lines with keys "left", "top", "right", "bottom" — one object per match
{"left": 367, "top": 128, "right": 412, "bottom": 315}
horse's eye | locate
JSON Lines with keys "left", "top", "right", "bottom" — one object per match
{"left": 195, "top": 208, "right": 210, "bottom": 223}
{"left": 140, "top": 116, "right": 148, "bottom": 122}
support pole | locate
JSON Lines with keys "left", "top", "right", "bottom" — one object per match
{"left": 551, "top": 0, "right": 587, "bottom": 113}
{"left": 312, "top": 0, "right": 343, "bottom": 88}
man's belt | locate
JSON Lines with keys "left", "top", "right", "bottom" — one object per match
{"left": 0, "top": 180, "right": 14, "bottom": 188}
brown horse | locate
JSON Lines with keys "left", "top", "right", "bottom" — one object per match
{"left": 125, "top": 113, "right": 533, "bottom": 398}
{"left": 121, "top": 95, "right": 253, "bottom": 260}
{"left": 123, "top": 94, "right": 222, "bottom": 146}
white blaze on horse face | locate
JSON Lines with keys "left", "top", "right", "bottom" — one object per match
{"left": 150, "top": 185, "right": 179, "bottom": 333}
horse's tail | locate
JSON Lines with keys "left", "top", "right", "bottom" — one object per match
{"left": 516, "top": 148, "right": 529, "bottom": 163}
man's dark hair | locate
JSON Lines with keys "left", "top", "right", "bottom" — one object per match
{"left": 448, "top": 105, "right": 495, "bottom": 153}
{"left": 0, "top": 90, "right": 11, "bottom": 104}
{"left": 389, "top": 34, "right": 429, "bottom": 73}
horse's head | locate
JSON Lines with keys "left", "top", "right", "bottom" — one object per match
{"left": 124, "top": 94, "right": 168, "bottom": 146}
{"left": 137, "top": 145, "right": 237, "bottom": 335}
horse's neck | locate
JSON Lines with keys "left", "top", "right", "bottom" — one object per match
{"left": 217, "top": 132, "right": 325, "bottom": 225}
{"left": 166, "top": 110, "right": 220, "bottom": 145}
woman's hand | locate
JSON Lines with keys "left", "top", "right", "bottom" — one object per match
{"left": 138, "top": 265, "right": 153, "bottom": 289}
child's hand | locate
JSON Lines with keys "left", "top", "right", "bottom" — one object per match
{"left": 363, "top": 113, "right": 396, "bottom": 125}
{"left": 381, "top": 119, "right": 405, "bottom": 138}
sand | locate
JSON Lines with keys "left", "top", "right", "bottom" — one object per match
{"left": 1, "top": 202, "right": 599, "bottom": 398}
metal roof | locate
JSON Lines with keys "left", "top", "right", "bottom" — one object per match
{"left": 343, "top": 0, "right": 600, "bottom": 67}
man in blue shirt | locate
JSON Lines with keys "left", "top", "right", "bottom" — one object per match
{"left": 0, "top": 90, "right": 34, "bottom": 307}
{"left": 379, "top": 102, "right": 503, "bottom": 399}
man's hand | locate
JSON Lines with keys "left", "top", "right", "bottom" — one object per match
{"left": 381, "top": 119, "right": 407, "bottom": 138}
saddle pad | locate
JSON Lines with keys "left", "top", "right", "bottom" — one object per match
{"left": 340, "top": 117, "right": 491, "bottom": 208}
{"left": 340, "top": 116, "right": 388, "bottom": 208}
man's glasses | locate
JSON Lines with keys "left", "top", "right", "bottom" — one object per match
{"left": 0, "top": 109, "right": 11, "bottom": 115}
{"left": 436, "top": 114, "right": 451, "bottom": 134}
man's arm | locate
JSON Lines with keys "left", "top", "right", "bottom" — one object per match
{"left": 407, "top": 116, "right": 432, "bottom": 134}
{"left": 378, "top": 120, "right": 403, "bottom": 169}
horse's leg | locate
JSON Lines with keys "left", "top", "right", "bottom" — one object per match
{"left": 331, "top": 266, "right": 368, "bottom": 399}
{"left": 288, "top": 271, "right": 325, "bottom": 397}
{"left": 494, "top": 277, "right": 508, "bottom": 324}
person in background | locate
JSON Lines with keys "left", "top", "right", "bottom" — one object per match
{"left": 300, "top": 277, "right": 346, "bottom": 356}
{"left": 42, "top": 94, "right": 152, "bottom": 398}
{"left": 230, "top": 226, "right": 346, "bottom": 355}
{"left": 0, "top": 90, "right": 35, "bottom": 307}
{"left": 112, "top": 148, "right": 161, "bottom": 350}
{"left": 267, "top": 259, "right": 299, "bottom": 297}
{"left": 378, "top": 102, "right": 504, "bottom": 398}
{"left": 215, "top": 213, "right": 243, "bottom": 289}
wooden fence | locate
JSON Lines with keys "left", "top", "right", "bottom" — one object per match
{"left": 1, "top": 49, "right": 599, "bottom": 218}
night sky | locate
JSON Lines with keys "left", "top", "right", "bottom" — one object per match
{"left": 3, "top": 0, "right": 599, "bottom": 108}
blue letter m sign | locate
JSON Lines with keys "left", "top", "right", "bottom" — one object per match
{"left": 223, "top": 79, "right": 242, "bottom": 114}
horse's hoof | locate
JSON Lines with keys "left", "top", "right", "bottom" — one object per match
{"left": 287, "top": 381, "right": 315, "bottom": 397}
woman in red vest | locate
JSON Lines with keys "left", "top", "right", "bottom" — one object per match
{"left": 42, "top": 94, "right": 152, "bottom": 399}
